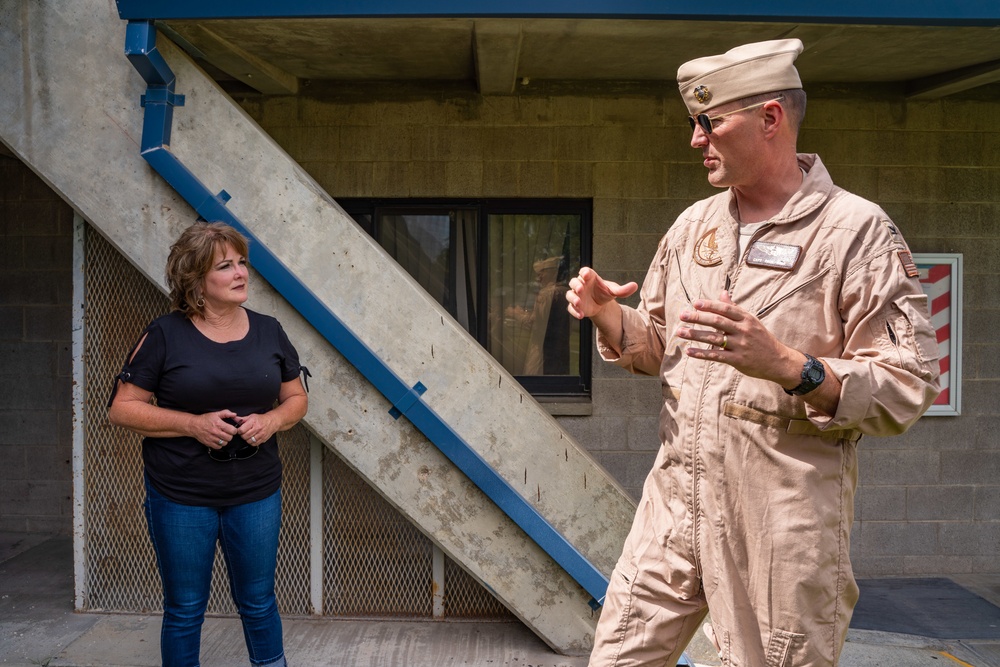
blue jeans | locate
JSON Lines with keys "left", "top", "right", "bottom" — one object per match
{"left": 144, "top": 477, "right": 286, "bottom": 667}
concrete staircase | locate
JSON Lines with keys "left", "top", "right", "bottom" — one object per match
{"left": 0, "top": 0, "right": 635, "bottom": 655}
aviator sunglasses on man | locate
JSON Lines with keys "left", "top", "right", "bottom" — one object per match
{"left": 688, "top": 96, "right": 785, "bottom": 135}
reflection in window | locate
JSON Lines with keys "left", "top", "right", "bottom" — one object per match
{"left": 341, "top": 199, "right": 591, "bottom": 397}
{"left": 489, "top": 214, "right": 580, "bottom": 378}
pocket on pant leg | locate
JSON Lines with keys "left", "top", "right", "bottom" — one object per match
{"left": 590, "top": 557, "right": 640, "bottom": 666}
{"left": 765, "top": 628, "right": 805, "bottom": 667}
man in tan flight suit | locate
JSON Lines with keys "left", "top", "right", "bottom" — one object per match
{"left": 567, "top": 39, "right": 941, "bottom": 667}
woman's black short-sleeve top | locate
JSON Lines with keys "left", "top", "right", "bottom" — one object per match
{"left": 114, "top": 309, "right": 303, "bottom": 506}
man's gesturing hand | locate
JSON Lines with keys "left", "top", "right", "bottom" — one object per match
{"left": 566, "top": 267, "right": 638, "bottom": 320}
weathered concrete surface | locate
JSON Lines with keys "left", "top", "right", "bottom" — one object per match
{"left": 0, "top": 0, "right": 635, "bottom": 654}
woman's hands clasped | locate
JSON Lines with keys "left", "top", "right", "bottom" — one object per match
{"left": 194, "top": 410, "right": 276, "bottom": 450}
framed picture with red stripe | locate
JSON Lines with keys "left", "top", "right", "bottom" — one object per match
{"left": 913, "top": 253, "right": 963, "bottom": 416}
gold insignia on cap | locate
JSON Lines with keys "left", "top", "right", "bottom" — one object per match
{"left": 694, "top": 228, "right": 722, "bottom": 267}
{"left": 694, "top": 85, "right": 712, "bottom": 104}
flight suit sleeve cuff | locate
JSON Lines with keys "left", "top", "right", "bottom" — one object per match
{"left": 805, "top": 357, "right": 871, "bottom": 431}
{"left": 596, "top": 305, "right": 650, "bottom": 362}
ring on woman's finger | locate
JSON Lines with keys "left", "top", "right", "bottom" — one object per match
{"left": 217, "top": 439, "right": 224, "bottom": 446}
{"left": 720, "top": 334, "right": 728, "bottom": 350}
{"left": 250, "top": 436, "right": 257, "bottom": 444}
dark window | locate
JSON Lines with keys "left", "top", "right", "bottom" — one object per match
{"left": 340, "top": 199, "right": 592, "bottom": 397}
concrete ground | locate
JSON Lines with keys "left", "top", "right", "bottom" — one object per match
{"left": 1, "top": 532, "right": 996, "bottom": 667}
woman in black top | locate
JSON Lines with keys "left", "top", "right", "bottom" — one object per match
{"left": 109, "top": 222, "right": 308, "bottom": 667}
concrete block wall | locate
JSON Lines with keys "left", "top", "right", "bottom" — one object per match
{"left": 236, "top": 83, "right": 999, "bottom": 576}
{"left": 0, "top": 154, "right": 74, "bottom": 534}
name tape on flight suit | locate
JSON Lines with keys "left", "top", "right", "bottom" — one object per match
{"left": 746, "top": 241, "right": 801, "bottom": 271}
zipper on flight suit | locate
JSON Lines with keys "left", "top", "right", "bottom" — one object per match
{"left": 726, "top": 223, "right": 774, "bottom": 294}
{"left": 690, "top": 221, "right": 772, "bottom": 585}
{"left": 687, "top": 222, "right": 763, "bottom": 585}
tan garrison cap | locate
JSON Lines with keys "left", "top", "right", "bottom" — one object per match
{"left": 677, "top": 39, "right": 804, "bottom": 114}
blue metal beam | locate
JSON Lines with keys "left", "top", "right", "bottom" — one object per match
{"left": 115, "top": 0, "right": 1000, "bottom": 26}
{"left": 122, "top": 19, "right": 609, "bottom": 608}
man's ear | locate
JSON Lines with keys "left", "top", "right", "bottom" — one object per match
{"left": 761, "top": 101, "right": 785, "bottom": 139}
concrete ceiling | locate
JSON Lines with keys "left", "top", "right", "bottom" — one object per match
{"left": 158, "top": 18, "right": 1000, "bottom": 99}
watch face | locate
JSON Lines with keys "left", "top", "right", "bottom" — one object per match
{"left": 806, "top": 363, "right": 824, "bottom": 383}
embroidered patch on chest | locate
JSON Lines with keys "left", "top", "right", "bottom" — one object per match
{"left": 694, "top": 228, "right": 723, "bottom": 267}
{"left": 897, "top": 250, "right": 919, "bottom": 278}
{"left": 746, "top": 241, "right": 802, "bottom": 271}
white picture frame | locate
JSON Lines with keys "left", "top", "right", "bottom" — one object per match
{"left": 913, "top": 253, "right": 963, "bottom": 416}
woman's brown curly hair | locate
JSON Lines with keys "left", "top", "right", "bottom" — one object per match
{"left": 165, "top": 222, "right": 250, "bottom": 318}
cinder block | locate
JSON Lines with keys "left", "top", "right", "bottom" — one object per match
{"left": 974, "top": 486, "right": 1000, "bottom": 521}
{"left": 406, "top": 161, "right": 449, "bottom": 195}
{"left": 664, "top": 162, "right": 716, "bottom": 201}
{"left": 444, "top": 161, "right": 483, "bottom": 197}
{"left": 0, "top": 306, "right": 22, "bottom": 339}
{"left": 21, "top": 168, "right": 57, "bottom": 201}
{"left": 299, "top": 97, "right": 368, "bottom": 126}
{"left": 939, "top": 522, "right": 1000, "bottom": 557}
{"left": 418, "top": 126, "right": 484, "bottom": 162}
{"left": 0, "top": 373, "right": 65, "bottom": 410}
{"left": 859, "top": 521, "right": 938, "bottom": 557}
{"left": 941, "top": 450, "right": 1000, "bottom": 485}
{"left": 965, "top": 311, "right": 1000, "bottom": 347}
{"left": 983, "top": 132, "right": 1000, "bottom": 167}
{"left": 25, "top": 305, "right": 70, "bottom": 341}
{"left": 371, "top": 162, "right": 410, "bottom": 197}
{"left": 625, "top": 450, "right": 657, "bottom": 492}
{"left": 902, "top": 555, "right": 973, "bottom": 575}
{"left": 628, "top": 376, "right": 665, "bottom": 416}
{"left": 846, "top": 555, "right": 905, "bottom": 578}
{"left": 0, "top": 411, "right": 59, "bottom": 446}
{"left": 591, "top": 377, "right": 637, "bottom": 415}
{"left": 583, "top": 415, "right": 631, "bottom": 452}
{"left": 542, "top": 96, "right": 595, "bottom": 127}
{"left": 0, "top": 341, "right": 57, "bottom": 377}
{"left": 592, "top": 96, "right": 663, "bottom": 128}
{"left": 517, "top": 162, "right": 555, "bottom": 197}
{"left": 859, "top": 449, "right": 940, "bottom": 486}
{"left": 626, "top": 416, "right": 660, "bottom": 452}
{"left": 516, "top": 95, "right": 590, "bottom": 127}
{"left": 319, "top": 161, "right": 374, "bottom": 199}
{"left": 857, "top": 485, "right": 906, "bottom": 521}
{"left": 906, "top": 485, "right": 975, "bottom": 521}
{"left": 621, "top": 127, "right": 673, "bottom": 163}
{"left": 625, "top": 198, "right": 676, "bottom": 236}
{"left": 803, "top": 96, "right": 880, "bottom": 131}
{"left": 592, "top": 198, "right": 627, "bottom": 234}
{"left": 487, "top": 126, "right": 554, "bottom": 161}
{"left": 972, "top": 556, "right": 1000, "bottom": 572}
{"left": 592, "top": 451, "right": 631, "bottom": 486}
{"left": 24, "top": 444, "right": 68, "bottom": 481}
{"left": 481, "top": 161, "right": 519, "bottom": 197}
{"left": 555, "top": 415, "right": 594, "bottom": 450}
{"left": 0, "top": 161, "right": 24, "bottom": 203}
{"left": 0, "top": 228, "right": 23, "bottom": 269}
{"left": 554, "top": 161, "right": 593, "bottom": 197}
{"left": 339, "top": 125, "right": 403, "bottom": 162}
{"left": 478, "top": 95, "right": 520, "bottom": 125}
{"left": 821, "top": 165, "right": 878, "bottom": 202}
{"left": 375, "top": 99, "right": 434, "bottom": 127}
{"left": 289, "top": 125, "right": 340, "bottom": 163}
{"left": 553, "top": 126, "right": 627, "bottom": 163}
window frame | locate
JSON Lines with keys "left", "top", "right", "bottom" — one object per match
{"left": 339, "top": 197, "right": 593, "bottom": 398}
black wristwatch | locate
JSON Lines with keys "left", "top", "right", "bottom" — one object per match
{"left": 784, "top": 353, "right": 825, "bottom": 396}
